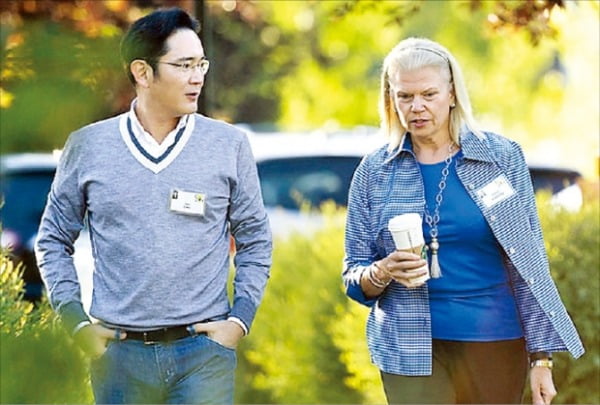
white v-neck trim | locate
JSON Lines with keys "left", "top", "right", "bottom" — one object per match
{"left": 119, "top": 112, "right": 195, "bottom": 174}
{"left": 128, "top": 101, "right": 189, "bottom": 158}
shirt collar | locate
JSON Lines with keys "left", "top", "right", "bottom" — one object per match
{"left": 458, "top": 130, "right": 495, "bottom": 163}
{"left": 128, "top": 98, "right": 190, "bottom": 152}
{"left": 384, "top": 129, "right": 495, "bottom": 164}
{"left": 382, "top": 133, "right": 415, "bottom": 164}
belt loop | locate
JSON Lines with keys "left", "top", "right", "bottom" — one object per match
{"left": 113, "top": 328, "right": 121, "bottom": 341}
{"left": 186, "top": 324, "right": 197, "bottom": 337}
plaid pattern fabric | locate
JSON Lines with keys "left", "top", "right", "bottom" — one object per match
{"left": 343, "top": 130, "right": 585, "bottom": 376}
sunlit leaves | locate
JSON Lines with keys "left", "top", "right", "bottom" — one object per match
{"left": 0, "top": 17, "right": 130, "bottom": 153}
{"left": 0, "top": 0, "right": 597, "bottom": 175}
{"left": 0, "top": 257, "right": 33, "bottom": 336}
{"left": 484, "top": 0, "right": 564, "bottom": 45}
{"left": 0, "top": 87, "right": 14, "bottom": 108}
{"left": 0, "top": 245, "right": 93, "bottom": 403}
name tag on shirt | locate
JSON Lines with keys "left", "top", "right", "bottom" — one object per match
{"left": 169, "top": 189, "right": 205, "bottom": 216}
{"left": 476, "top": 175, "right": 515, "bottom": 208}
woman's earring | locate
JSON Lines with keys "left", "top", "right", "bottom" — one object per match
{"left": 450, "top": 103, "right": 456, "bottom": 108}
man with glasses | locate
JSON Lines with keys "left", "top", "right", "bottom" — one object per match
{"left": 35, "top": 8, "right": 272, "bottom": 404}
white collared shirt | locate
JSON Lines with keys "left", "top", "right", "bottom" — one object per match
{"left": 119, "top": 99, "right": 195, "bottom": 174}
{"left": 127, "top": 99, "right": 190, "bottom": 159}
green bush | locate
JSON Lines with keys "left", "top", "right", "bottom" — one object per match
{"left": 0, "top": 257, "right": 36, "bottom": 336}
{"left": 237, "top": 197, "right": 600, "bottom": 404}
{"left": 0, "top": 244, "right": 92, "bottom": 404}
{"left": 235, "top": 202, "right": 364, "bottom": 404}
{"left": 535, "top": 196, "right": 600, "bottom": 405}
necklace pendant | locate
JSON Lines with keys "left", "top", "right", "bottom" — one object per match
{"left": 423, "top": 144, "right": 454, "bottom": 280}
{"left": 429, "top": 237, "right": 442, "bottom": 278}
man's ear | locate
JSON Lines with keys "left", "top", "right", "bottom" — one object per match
{"left": 130, "top": 60, "right": 152, "bottom": 88}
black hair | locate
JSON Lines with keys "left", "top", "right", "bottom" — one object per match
{"left": 120, "top": 7, "right": 200, "bottom": 85}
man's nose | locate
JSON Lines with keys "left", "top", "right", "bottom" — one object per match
{"left": 189, "top": 67, "right": 204, "bottom": 84}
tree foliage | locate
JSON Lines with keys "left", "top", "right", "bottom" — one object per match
{"left": 0, "top": 0, "right": 134, "bottom": 153}
{"left": 334, "top": 0, "right": 568, "bottom": 46}
{"left": 1, "top": 1, "right": 597, "bottom": 177}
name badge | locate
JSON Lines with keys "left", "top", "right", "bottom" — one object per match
{"left": 169, "top": 189, "right": 205, "bottom": 216}
{"left": 476, "top": 175, "right": 515, "bottom": 208}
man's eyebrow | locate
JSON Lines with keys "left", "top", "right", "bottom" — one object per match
{"left": 172, "top": 56, "right": 207, "bottom": 62}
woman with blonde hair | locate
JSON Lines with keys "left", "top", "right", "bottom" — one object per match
{"left": 343, "top": 37, "right": 584, "bottom": 404}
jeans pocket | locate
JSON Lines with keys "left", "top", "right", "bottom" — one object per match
{"left": 90, "top": 340, "right": 116, "bottom": 366}
{"left": 203, "top": 335, "right": 236, "bottom": 352}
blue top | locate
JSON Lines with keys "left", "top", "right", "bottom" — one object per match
{"left": 420, "top": 152, "right": 523, "bottom": 341}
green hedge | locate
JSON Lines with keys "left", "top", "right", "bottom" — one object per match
{"left": 236, "top": 198, "right": 600, "bottom": 404}
{"left": 534, "top": 196, "right": 600, "bottom": 404}
{"left": 235, "top": 203, "right": 365, "bottom": 404}
{"left": 0, "top": 253, "right": 93, "bottom": 404}
{"left": 1, "top": 197, "right": 598, "bottom": 404}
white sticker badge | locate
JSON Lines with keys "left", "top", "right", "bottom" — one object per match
{"left": 169, "top": 189, "right": 206, "bottom": 216}
{"left": 475, "top": 175, "right": 515, "bottom": 208}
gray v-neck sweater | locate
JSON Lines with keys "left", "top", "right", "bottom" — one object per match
{"left": 35, "top": 113, "right": 272, "bottom": 332}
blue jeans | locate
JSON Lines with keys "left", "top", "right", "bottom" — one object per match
{"left": 90, "top": 333, "right": 236, "bottom": 404}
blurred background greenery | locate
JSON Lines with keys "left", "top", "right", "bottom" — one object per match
{"left": 0, "top": 0, "right": 598, "bottom": 177}
{"left": 1, "top": 0, "right": 599, "bottom": 404}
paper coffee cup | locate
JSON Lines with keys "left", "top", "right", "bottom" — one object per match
{"left": 388, "top": 213, "right": 430, "bottom": 287}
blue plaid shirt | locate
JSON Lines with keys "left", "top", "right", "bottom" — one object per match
{"left": 343, "top": 130, "right": 585, "bottom": 376}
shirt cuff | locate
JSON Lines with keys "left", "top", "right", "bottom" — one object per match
{"left": 229, "top": 296, "right": 256, "bottom": 332}
{"left": 58, "top": 301, "right": 90, "bottom": 335}
{"left": 72, "top": 320, "right": 91, "bottom": 336}
{"left": 227, "top": 316, "right": 248, "bottom": 335}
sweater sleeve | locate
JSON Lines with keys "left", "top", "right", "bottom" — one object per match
{"left": 228, "top": 134, "right": 272, "bottom": 332}
{"left": 34, "top": 132, "right": 90, "bottom": 330}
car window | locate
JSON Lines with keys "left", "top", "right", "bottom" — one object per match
{"left": 256, "top": 156, "right": 582, "bottom": 212}
{"left": 529, "top": 168, "right": 580, "bottom": 194}
{"left": 257, "top": 156, "right": 361, "bottom": 210}
{"left": 0, "top": 170, "right": 56, "bottom": 242}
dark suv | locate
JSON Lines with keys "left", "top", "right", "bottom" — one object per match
{"left": 249, "top": 130, "right": 583, "bottom": 215}
{"left": 1, "top": 153, "right": 60, "bottom": 300}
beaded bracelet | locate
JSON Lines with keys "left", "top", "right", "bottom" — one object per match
{"left": 367, "top": 263, "right": 391, "bottom": 289}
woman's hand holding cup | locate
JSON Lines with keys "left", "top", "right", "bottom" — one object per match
{"left": 379, "top": 251, "right": 429, "bottom": 288}
{"left": 386, "top": 213, "right": 431, "bottom": 288}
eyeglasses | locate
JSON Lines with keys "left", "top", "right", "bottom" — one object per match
{"left": 157, "top": 59, "right": 210, "bottom": 75}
